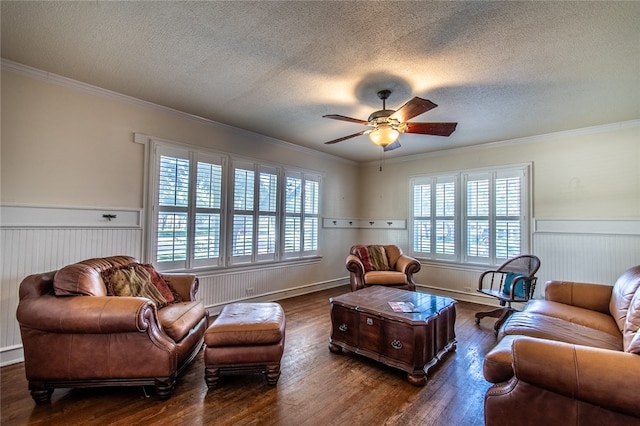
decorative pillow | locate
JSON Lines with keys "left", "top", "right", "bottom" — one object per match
{"left": 367, "top": 246, "right": 390, "bottom": 271}
{"left": 140, "top": 264, "right": 177, "bottom": 304}
{"left": 502, "top": 272, "right": 528, "bottom": 299}
{"left": 101, "top": 264, "right": 167, "bottom": 308}
{"left": 623, "top": 289, "right": 640, "bottom": 353}
{"left": 355, "top": 246, "right": 374, "bottom": 272}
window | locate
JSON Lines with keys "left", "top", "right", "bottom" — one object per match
{"left": 153, "top": 145, "right": 225, "bottom": 270}
{"left": 283, "top": 171, "right": 320, "bottom": 258}
{"left": 230, "top": 161, "right": 280, "bottom": 264}
{"left": 147, "top": 139, "right": 321, "bottom": 271}
{"left": 410, "top": 165, "right": 529, "bottom": 265}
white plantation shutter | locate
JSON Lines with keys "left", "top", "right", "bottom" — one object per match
{"left": 148, "top": 137, "right": 322, "bottom": 270}
{"left": 284, "top": 172, "right": 320, "bottom": 258}
{"left": 411, "top": 165, "right": 529, "bottom": 265}
{"left": 153, "top": 144, "right": 225, "bottom": 270}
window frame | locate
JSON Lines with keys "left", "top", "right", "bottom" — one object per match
{"left": 145, "top": 138, "right": 322, "bottom": 272}
{"left": 409, "top": 164, "right": 530, "bottom": 266}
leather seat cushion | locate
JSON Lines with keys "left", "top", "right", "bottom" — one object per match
{"left": 525, "top": 299, "right": 621, "bottom": 337}
{"left": 500, "top": 312, "right": 622, "bottom": 351}
{"left": 158, "top": 301, "right": 206, "bottom": 342}
{"left": 205, "top": 302, "right": 285, "bottom": 347}
{"left": 365, "top": 271, "right": 407, "bottom": 285}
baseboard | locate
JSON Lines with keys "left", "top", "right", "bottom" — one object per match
{"left": 1, "top": 345, "right": 24, "bottom": 367}
{"left": 204, "top": 279, "right": 349, "bottom": 315}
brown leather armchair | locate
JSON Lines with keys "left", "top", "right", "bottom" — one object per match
{"left": 346, "top": 244, "right": 421, "bottom": 292}
{"left": 16, "top": 256, "right": 208, "bottom": 403}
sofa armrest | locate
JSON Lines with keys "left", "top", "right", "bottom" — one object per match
{"left": 17, "top": 294, "right": 158, "bottom": 334}
{"left": 346, "top": 254, "right": 365, "bottom": 291}
{"left": 512, "top": 338, "right": 640, "bottom": 418}
{"left": 162, "top": 273, "right": 198, "bottom": 301}
{"left": 544, "top": 280, "right": 612, "bottom": 314}
{"left": 394, "top": 254, "right": 421, "bottom": 283}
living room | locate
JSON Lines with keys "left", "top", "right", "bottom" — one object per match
{"left": 1, "top": 2, "right": 639, "bottom": 425}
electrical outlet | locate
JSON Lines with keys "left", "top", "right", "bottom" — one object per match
{"left": 464, "top": 287, "right": 472, "bottom": 293}
{"left": 245, "top": 288, "right": 254, "bottom": 296}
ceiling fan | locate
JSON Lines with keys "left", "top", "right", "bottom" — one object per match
{"left": 323, "top": 89, "right": 457, "bottom": 151}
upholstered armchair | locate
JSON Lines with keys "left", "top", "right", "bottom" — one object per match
{"left": 346, "top": 244, "right": 421, "bottom": 292}
{"left": 16, "top": 256, "right": 208, "bottom": 403}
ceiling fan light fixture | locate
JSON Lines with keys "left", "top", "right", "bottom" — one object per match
{"left": 369, "top": 124, "right": 400, "bottom": 147}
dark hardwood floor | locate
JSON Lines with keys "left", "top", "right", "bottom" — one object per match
{"left": 1, "top": 285, "right": 498, "bottom": 426}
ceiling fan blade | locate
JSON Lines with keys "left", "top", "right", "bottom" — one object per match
{"left": 323, "top": 114, "right": 369, "bottom": 125}
{"left": 324, "top": 131, "right": 367, "bottom": 144}
{"left": 389, "top": 97, "right": 438, "bottom": 122}
{"left": 383, "top": 141, "right": 401, "bottom": 152}
{"left": 405, "top": 122, "right": 458, "bottom": 136}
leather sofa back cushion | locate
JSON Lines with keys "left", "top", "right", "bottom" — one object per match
{"left": 623, "top": 289, "right": 640, "bottom": 353}
{"left": 54, "top": 256, "right": 137, "bottom": 296}
{"left": 609, "top": 265, "right": 640, "bottom": 332}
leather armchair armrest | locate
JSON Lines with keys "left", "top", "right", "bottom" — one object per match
{"left": 346, "top": 254, "right": 365, "bottom": 291}
{"left": 544, "top": 280, "right": 612, "bottom": 314}
{"left": 17, "top": 294, "right": 158, "bottom": 334}
{"left": 162, "top": 273, "right": 198, "bottom": 301}
{"left": 512, "top": 338, "right": 640, "bottom": 418}
{"left": 394, "top": 254, "right": 421, "bottom": 283}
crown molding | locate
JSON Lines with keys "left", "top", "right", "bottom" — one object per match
{"left": 0, "top": 59, "right": 356, "bottom": 165}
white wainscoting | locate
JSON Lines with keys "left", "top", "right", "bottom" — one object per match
{"left": 532, "top": 219, "right": 640, "bottom": 289}
{"left": 0, "top": 204, "right": 346, "bottom": 366}
{"left": 1, "top": 204, "right": 145, "bottom": 365}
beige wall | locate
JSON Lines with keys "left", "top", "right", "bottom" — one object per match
{"left": 357, "top": 124, "right": 640, "bottom": 220}
{"left": 1, "top": 69, "right": 361, "bottom": 215}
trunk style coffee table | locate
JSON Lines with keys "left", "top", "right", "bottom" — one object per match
{"left": 329, "top": 286, "right": 457, "bottom": 386}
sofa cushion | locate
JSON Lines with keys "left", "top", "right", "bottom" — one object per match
{"left": 54, "top": 256, "right": 136, "bottom": 296}
{"left": 623, "top": 289, "right": 640, "bottom": 353}
{"left": 158, "top": 301, "right": 206, "bottom": 342}
{"left": 500, "top": 312, "right": 622, "bottom": 351}
{"left": 609, "top": 265, "right": 640, "bottom": 332}
{"left": 204, "top": 302, "right": 285, "bottom": 347}
{"left": 525, "top": 299, "right": 621, "bottom": 337}
{"left": 364, "top": 271, "right": 407, "bottom": 285}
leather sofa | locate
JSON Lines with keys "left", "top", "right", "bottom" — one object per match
{"left": 16, "top": 256, "right": 208, "bottom": 403}
{"left": 483, "top": 265, "right": 640, "bottom": 425}
{"left": 346, "top": 244, "right": 421, "bottom": 292}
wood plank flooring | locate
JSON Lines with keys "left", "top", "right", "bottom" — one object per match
{"left": 1, "top": 285, "right": 499, "bottom": 426}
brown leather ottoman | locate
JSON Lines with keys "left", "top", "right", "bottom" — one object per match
{"left": 204, "top": 302, "right": 286, "bottom": 388}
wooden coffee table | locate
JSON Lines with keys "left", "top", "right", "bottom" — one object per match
{"left": 328, "top": 286, "right": 457, "bottom": 386}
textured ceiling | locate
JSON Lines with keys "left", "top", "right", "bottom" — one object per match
{"left": 2, "top": 1, "right": 639, "bottom": 162}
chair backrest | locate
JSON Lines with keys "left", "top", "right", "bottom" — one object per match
{"left": 497, "top": 255, "right": 540, "bottom": 278}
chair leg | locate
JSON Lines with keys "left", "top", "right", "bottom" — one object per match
{"left": 475, "top": 307, "right": 515, "bottom": 335}
{"left": 475, "top": 307, "right": 508, "bottom": 324}
{"left": 493, "top": 308, "right": 515, "bottom": 335}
